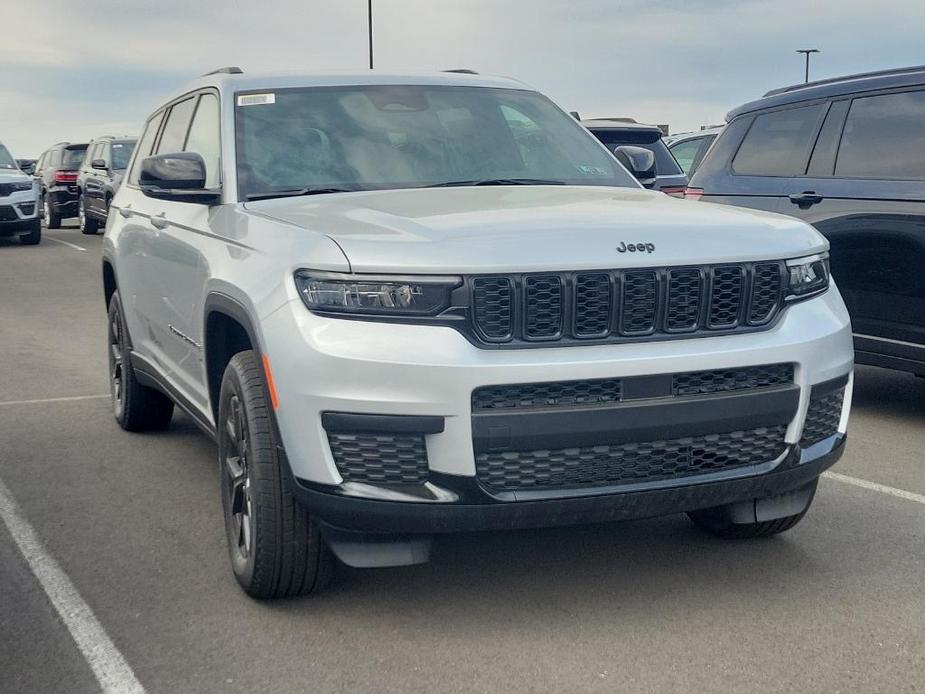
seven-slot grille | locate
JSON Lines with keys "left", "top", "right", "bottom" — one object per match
{"left": 470, "top": 262, "right": 785, "bottom": 346}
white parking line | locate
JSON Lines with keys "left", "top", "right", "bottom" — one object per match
{"left": 0, "top": 394, "right": 109, "bottom": 407}
{"left": 46, "top": 236, "right": 87, "bottom": 252}
{"left": 0, "top": 476, "right": 146, "bottom": 694}
{"left": 823, "top": 471, "right": 925, "bottom": 505}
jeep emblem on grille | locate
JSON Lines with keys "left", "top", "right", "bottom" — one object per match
{"left": 617, "top": 242, "right": 655, "bottom": 253}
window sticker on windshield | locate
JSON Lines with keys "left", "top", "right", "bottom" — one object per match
{"left": 577, "top": 165, "right": 607, "bottom": 176}
{"left": 237, "top": 93, "right": 276, "bottom": 107}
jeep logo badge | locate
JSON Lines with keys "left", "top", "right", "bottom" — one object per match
{"left": 617, "top": 241, "right": 655, "bottom": 253}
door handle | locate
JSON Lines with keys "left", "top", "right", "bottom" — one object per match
{"left": 118, "top": 204, "right": 133, "bottom": 218}
{"left": 788, "top": 191, "right": 823, "bottom": 208}
{"left": 150, "top": 213, "right": 169, "bottom": 230}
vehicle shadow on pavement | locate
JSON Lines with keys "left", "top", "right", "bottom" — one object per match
{"left": 852, "top": 364, "right": 925, "bottom": 420}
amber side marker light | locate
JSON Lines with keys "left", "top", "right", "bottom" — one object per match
{"left": 262, "top": 354, "right": 280, "bottom": 410}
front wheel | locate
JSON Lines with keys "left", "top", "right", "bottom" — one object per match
{"left": 78, "top": 195, "right": 99, "bottom": 234}
{"left": 688, "top": 480, "right": 817, "bottom": 539}
{"left": 219, "top": 350, "right": 333, "bottom": 599}
{"left": 20, "top": 220, "right": 41, "bottom": 245}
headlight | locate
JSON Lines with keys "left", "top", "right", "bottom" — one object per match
{"left": 786, "top": 253, "right": 830, "bottom": 299}
{"left": 9, "top": 181, "right": 33, "bottom": 193}
{"left": 295, "top": 271, "right": 461, "bottom": 316}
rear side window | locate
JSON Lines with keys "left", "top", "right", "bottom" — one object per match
{"left": 128, "top": 111, "right": 166, "bottom": 185}
{"left": 156, "top": 97, "right": 197, "bottom": 155}
{"left": 668, "top": 137, "right": 704, "bottom": 174}
{"left": 732, "top": 104, "right": 824, "bottom": 176}
{"left": 835, "top": 90, "right": 925, "bottom": 180}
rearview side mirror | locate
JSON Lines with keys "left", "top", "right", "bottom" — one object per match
{"left": 139, "top": 153, "right": 219, "bottom": 204}
{"left": 613, "top": 145, "right": 657, "bottom": 188}
{"left": 91, "top": 158, "right": 108, "bottom": 170}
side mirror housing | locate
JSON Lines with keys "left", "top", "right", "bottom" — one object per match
{"left": 91, "top": 158, "right": 108, "bottom": 170}
{"left": 139, "top": 153, "right": 219, "bottom": 204}
{"left": 613, "top": 145, "right": 657, "bottom": 188}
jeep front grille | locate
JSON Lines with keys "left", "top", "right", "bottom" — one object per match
{"left": 469, "top": 262, "right": 785, "bottom": 346}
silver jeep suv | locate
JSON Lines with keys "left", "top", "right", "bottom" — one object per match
{"left": 103, "top": 68, "right": 854, "bottom": 598}
{"left": 0, "top": 141, "right": 41, "bottom": 244}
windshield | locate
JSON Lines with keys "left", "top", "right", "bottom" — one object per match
{"left": 234, "top": 85, "right": 636, "bottom": 199}
{"left": 111, "top": 140, "right": 136, "bottom": 170}
{"left": 0, "top": 145, "right": 16, "bottom": 170}
{"left": 62, "top": 147, "right": 87, "bottom": 169}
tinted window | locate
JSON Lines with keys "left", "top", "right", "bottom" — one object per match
{"left": 110, "top": 140, "right": 135, "bottom": 170}
{"left": 732, "top": 104, "right": 824, "bottom": 176}
{"left": 590, "top": 129, "right": 683, "bottom": 175}
{"left": 836, "top": 90, "right": 925, "bottom": 180}
{"left": 184, "top": 94, "right": 221, "bottom": 187}
{"left": 668, "top": 138, "right": 704, "bottom": 174}
{"left": 807, "top": 100, "right": 849, "bottom": 177}
{"left": 156, "top": 97, "right": 196, "bottom": 155}
{"left": 234, "top": 86, "right": 636, "bottom": 199}
{"left": 49, "top": 150, "right": 62, "bottom": 167}
{"left": 62, "top": 147, "right": 87, "bottom": 169}
{"left": 128, "top": 111, "right": 165, "bottom": 185}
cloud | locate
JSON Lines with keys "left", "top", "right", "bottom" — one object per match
{"left": 1, "top": 0, "right": 923, "bottom": 156}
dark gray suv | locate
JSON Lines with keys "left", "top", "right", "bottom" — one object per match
{"left": 688, "top": 65, "right": 925, "bottom": 376}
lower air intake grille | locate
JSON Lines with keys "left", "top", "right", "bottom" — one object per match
{"left": 476, "top": 425, "right": 788, "bottom": 491}
{"left": 800, "top": 388, "right": 844, "bottom": 447}
{"left": 328, "top": 432, "right": 428, "bottom": 485}
{"left": 472, "top": 378, "right": 623, "bottom": 411}
{"left": 0, "top": 206, "right": 17, "bottom": 221}
{"left": 673, "top": 363, "right": 794, "bottom": 396}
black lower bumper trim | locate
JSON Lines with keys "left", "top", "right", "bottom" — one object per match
{"left": 291, "top": 436, "right": 845, "bottom": 534}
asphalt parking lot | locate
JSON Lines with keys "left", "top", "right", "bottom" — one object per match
{"left": 1, "top": 224, "right": 924, "bottom": 694}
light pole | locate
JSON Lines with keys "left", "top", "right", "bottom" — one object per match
{"left": 796, "top": 49, "right": 819, "bottom": 83}
{"left": 368, "top": 0, "right": 374, "bottom": 69}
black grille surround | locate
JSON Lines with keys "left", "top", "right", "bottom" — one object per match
{"left": 476, "top": 425, "right": 789, "bottom": 493}
{"left": 468, "top": 262, "right": 787, "bottom": 348}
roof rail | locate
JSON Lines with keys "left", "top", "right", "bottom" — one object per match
{"left": 443, "top": 68, "right": 478, "bottom": 74}
{"left": 764, "top": 64, "right": 925, "bottom": 97}
{"left": 585, "top": 117, "right": 638, "bottom": 123}
{"left": 202, "top": 66, "right": 244, "bottom": 76}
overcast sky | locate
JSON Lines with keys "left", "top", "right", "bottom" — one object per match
{"left": 2, "top": 0, "right": 923, "bottom": 157}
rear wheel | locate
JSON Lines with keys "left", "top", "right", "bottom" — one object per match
{"left": 107, "top": 291, "right": 174, "bottom": 432}
{"left": 43, "top": 194, "right": 61, "bottom": 229}
{"left": 219, "top": 350, "right": 333, "bottom": 599}
{"left": 19, "top": 220, "right": 41, "bottom": 245}
{"left": 78, "top": 195, "right": 99, "bottom": 234}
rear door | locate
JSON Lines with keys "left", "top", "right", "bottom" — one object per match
{"left": 692, "top": 102, "right": 827, "bottom": 213}
{"left": 780, "top": 88, "right": 925, "bottom": 356}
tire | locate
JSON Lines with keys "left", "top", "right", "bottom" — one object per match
{"left": 43, "top": 194, "right": 61, "bottom": 229}
{"left": 78, "top": 195, "right": 99, "bottom": 234}
{"left": 19, "top": 220, "right": 41, "bottom": 245}
{"left": 218, "top": 350, "right": 333, "bottom": 599}
{"left": 107, "top": 291, "right": 174, "bottom": 432}
{"left": 687, "top": 481, "right": 817, "bottom": 539}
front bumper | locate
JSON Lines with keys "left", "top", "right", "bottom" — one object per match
{"left": 291, "top": 434, "right": 845, "bottom": 534}
{"left": 0, "top": 192, "right": 40, "bottom": 234}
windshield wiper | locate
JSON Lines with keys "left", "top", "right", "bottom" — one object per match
{"left": 245, "top": 187, "right": 355, "bottom": 201}
{"left": 426, "top": 178, "right": 567, "bottom": 188}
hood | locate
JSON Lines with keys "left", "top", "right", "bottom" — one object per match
{"left": 0, "top": 169, "right": 32, "bottom": 184}
{"left": 244, "top": 186, "right": 827, "bottom": 274}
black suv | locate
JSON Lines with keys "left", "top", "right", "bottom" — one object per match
{"left": 33, "top": 142, "right": 88, "bottom": 228}
{"left": 582, "top": 119, "right": 687, "bottom": 194}
{"left": 76, "top": 136, "right": 136, "bottom": 234}
{"left": 688, "top": 65, "right": 925, "bottom": 376}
